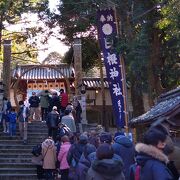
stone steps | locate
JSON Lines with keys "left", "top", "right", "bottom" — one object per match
{"left": 0, "top": 168, "right": 36, "bottom": 174}
{"left": 0, "top": 163, "right": 34, "bottom": 168}
{"left": 0, "top": 121, "right": 48, "bottom": 179}
{"left": 0, "top": 139, "right": 44, "bottom": 144}
{"left": 0, "top": 157, "right": 32, "bottom": 163}
{"left": 0, "top": 174, "right": 37, "bottom": 180}
{"left": 0, "top": 153, "right": 32, "bottom": 158}
{"left": 0, "top": 144, "right": 34, "bottom": 149}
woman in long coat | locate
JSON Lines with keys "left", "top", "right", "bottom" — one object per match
{"left": 42, "top": 138, "right": 57, "bottom": 180}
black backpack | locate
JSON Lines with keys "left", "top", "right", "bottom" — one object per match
{"left": 31, "top": 144, "right": 42, "bottom": 157}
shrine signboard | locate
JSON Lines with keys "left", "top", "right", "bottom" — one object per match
{"left": 97, "top": 8, "right": 125, "bottom": 127}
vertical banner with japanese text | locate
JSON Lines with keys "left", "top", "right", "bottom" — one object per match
{"left": 97, "top": 8, "right": 125, "bottom": 127}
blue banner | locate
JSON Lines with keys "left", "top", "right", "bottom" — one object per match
{"left": 97, "top": 8, "right": 125, "bottom": 127}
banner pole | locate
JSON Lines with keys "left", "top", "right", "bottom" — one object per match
{"left": 110, "top": 2, "right": 129, "bottom": 133}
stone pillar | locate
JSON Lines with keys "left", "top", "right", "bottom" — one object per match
{"left": 73, "top": 38, "right": 87, "bottom": 125}
{"left": 3, "top": 40, "right": 11, "bottom": 99}
{"left": 73, "top": 38, "right": 82, "bottom": 96}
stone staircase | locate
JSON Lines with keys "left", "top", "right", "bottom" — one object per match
{"left": 0, "top": 121, "right": 48, "bottom": 180}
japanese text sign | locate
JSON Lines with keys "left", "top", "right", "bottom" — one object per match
{"left": 97, "top": 8, "right": 125, "bottom": 127}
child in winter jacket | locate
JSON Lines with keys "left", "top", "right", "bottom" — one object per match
{"left": 58, "top": 135, "right": 71, "bottom": 180}
{"left": 8, "top": 108, "right": 17, "bottom": 136}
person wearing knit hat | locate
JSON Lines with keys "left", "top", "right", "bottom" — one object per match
{"left": 99, "top": 132, "right": 112, "bottom": 144}
{"left": 112, "top": 132, "right": 135, "bottom": 179}
{"left": 52, "top": 106, "right": 57, "bottom": 110}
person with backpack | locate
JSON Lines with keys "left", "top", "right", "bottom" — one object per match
{"left": 129, "top": 128, "right": 174, "bottom": 180}
{"left": 112, "top": 132, "right": 135, "bottom": 179}
{"left": 67, "top": 134, "right": 89, "bottom": 180}
{"left": 76, "top": 143, "right": 96, "bottom": 180}
{"left": 61, "top": 109, "right": 76, "bottom": 133}
{"left": 7, "top": 108, "right": 17, "bottom": 136}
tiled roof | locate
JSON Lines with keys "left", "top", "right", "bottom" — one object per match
{"left": 12, "top": 64, "right": 74, "bottom": 79}
{"left": 129, "top": 87, "right": 180, "bottom": 127}
{"left": 12, "top": 64, "right": 130, "bottom": 89}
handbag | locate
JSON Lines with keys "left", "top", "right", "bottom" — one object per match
{"left": 31, "top": 155, "right": 43, "bottom": 165}
{"left": 32, "top": 145, "right": 50, "bottom": 166}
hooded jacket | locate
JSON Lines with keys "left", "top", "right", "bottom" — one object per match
{"left": 61, "top": 114, "right": 76, "bottom": 133}
{"left": 40, "top": 92, "right": 50, "bottom": 108}
{"left": 67, "top": 141, "right": 88, "bottom": 166}
{"left": 76, "top": 144, "right": 96, "bottom": 180}
{"left": 86, "top": 158, "right": 125, "bottom": 180}
{"left": 46, "top": 110, "right": 59, "bottom": 128}
{"left": 42, "top": 138, "right": 57, "bottom": 169}
{"left": 112, "top": 135, "right": 135, "bottom": 179}
{"left": 132, "top": 143, "right": 173, "bottom": 180}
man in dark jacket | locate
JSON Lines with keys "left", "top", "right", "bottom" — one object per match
{"left": 46, "top": 106, "right": 60, "bottom": 142}
{"left": 67, "top": 134, "right": 94, "bottom": 180}
{"left": 29, "top": 92, "right": 40, "bottom": 121}
{"left": 76, "top": 144, "right": 96, "bottom": 180}
{"left": 49, "top": 92, "right": 60, "bottom": 113}
{"left": 112, "top": 133, "right": 135, "bottom": 179}
{"left": 129, "top": 128, "right": 174, "bottom": 180}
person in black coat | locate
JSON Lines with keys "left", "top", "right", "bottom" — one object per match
{"left": 29, "top": 92, "right": 40, "bottom": 121}
{"left": 129, "top": 128, "right": 174, "bottom": 180}
{"left": 112, "top": 133, "right": 135, "bottom": 179}
{"left": 86, "top": 143, "right": 125, "bottom": 180}
{"left": 49, "top": 92, "right": 60, "bottom": 113}
{"left": 46, "top": 106, "right": 60, "bottom": 142}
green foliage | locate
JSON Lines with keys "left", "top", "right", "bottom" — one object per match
{"left": 0, "top": 0, "right": 45, "bottom": 66}
{"left": 37, "top": 0, "right": 179, "bottom": 92}
{"left": 63, "top": 38, "right": 99, "bottom": 72}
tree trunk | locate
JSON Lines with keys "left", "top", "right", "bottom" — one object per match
{"left": 148, "top": 29, "right": 165, "bottom": 106}
{"left": 131, "top": 76, "right": 145, "bottom": 117}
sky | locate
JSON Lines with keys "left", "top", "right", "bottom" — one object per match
{"left": 37, "top": 0, "right": 69, "bottom": 62}
{"left": 5, "top": 0, "right": 69, "bottom": 63}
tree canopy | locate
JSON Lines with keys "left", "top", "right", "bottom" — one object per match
{"left": 0, "top": 0, "right": 48, "bottom": 65}
{"left": 0, "top": 0, "right": 179, "bottom": 117}
{"left": 38, "top": 0, "right": 179, "bottom": 116}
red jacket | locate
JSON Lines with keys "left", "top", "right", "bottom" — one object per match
{"left": 61, "top": 93, "right": 68, "bottom": 108}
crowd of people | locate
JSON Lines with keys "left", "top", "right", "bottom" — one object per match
{"left": 0, "top": 90, "right": 179, "bottom": 180}
{"left": 32, "top": 123, "right": 179, "bottom": 180}
{"left": 0, "top": 89, "right": 82, "bottom": 145}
